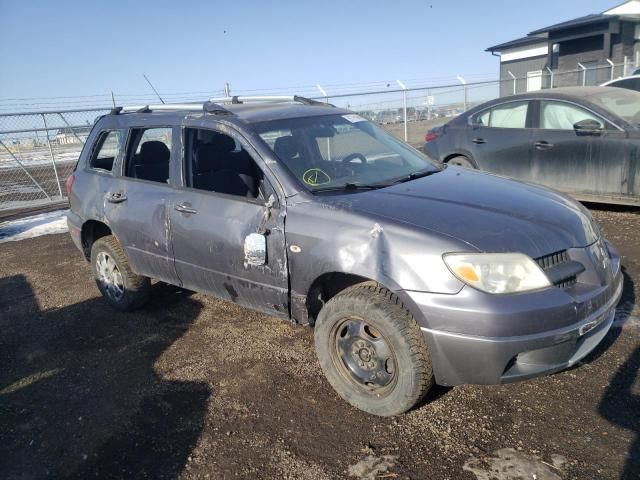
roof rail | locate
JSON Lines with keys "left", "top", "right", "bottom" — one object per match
{"left": 115, "top": 102, "right": 233, "bottom": 115}
{"left": 207, "top": 95, "right": 335, "bottom": 107}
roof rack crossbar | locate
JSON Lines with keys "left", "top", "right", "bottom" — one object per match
{"left": 116, "top": 102, "right": 233, "bottom": 115}
{"left": 207, "top": 95, "right": 335, "bottom": 107}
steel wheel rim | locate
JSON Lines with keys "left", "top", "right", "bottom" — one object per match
{"left": 96, "top": 252, "right": 124, "bottom": 302}
{"left": 332, "top": 316, "right": 397, "bottom": 394}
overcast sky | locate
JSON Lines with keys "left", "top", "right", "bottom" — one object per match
{"left": 0, "top": 0, "right": 618, "bottom": 104}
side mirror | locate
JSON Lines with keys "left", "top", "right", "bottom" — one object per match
{"left": 244, "top": 233, "right": 266, "bottom": 266}
{"left": 573, "top": 119, "right": 603, "bottom": 136}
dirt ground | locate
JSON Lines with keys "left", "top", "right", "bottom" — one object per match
{"left": 0, "top": 205, "right": 639, "bottom": 480}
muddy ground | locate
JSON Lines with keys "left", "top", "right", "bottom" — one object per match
{"left": 0, "top": 206, "right": 639, "bottom": 480}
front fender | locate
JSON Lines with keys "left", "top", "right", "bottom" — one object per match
{"left": 285, "top": 200, "right": 468, "bottom": 321}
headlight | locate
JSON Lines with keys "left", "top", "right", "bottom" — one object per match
{"left": 443, "top": 253, "right": 551, "bottom": 294}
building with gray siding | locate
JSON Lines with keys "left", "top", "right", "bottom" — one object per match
{"left": 487, "top": 1, "right": 640, "bottom": 97}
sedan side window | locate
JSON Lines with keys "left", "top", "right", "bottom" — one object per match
{"left": 473, "top": 102, "right": 528, "bottom": 128}
{"left": 488, "top": 102, "right": 528, "bottom": 128}
{"left": 541, "top": 102, "right": 604, "bottom": 130}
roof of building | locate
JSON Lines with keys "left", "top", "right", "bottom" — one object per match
{"left": 529, "top": 13, "right": 616, "bottom": 35}
{"left": 485, "top": 35, "right": 547, "bottom": 53}
{"left": 486, "top": 1, "right": 640, "bottom": 53}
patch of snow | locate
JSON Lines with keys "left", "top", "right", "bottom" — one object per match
{"left": 0, "top": 209, "right": 69, "bottom": 243}
{"left": 464, "top": 448, "right": 563, "bottom": 480}
{"left": 348, "top": 454, "right": 397, "bottom": 479}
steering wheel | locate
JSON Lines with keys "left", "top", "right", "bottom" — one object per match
{"left": 341, "top": 153, "right": 367, "bottom": 164}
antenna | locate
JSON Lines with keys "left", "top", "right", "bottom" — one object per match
{"left": 143, "top": 74, "right": 165, "bottom": 104}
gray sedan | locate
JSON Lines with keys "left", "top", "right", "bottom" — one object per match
{"left": 424, "top": 87, "right": 640, "bottom": 206}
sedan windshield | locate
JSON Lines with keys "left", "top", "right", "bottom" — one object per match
{"left": 585, "top": 88, "right": 640, "bottom": 125}
{"left": 254, "top": 113, "right": 440, "bottom": 192}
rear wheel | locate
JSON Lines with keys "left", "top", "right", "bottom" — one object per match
{"left": 446, "top": 155, "right": 474, "bottom": 169}
{"left": 91, "top": 235, "right": 150, "bottom": 311}
{"left": 314, "top": 282, "right": 433, "bottom": 416}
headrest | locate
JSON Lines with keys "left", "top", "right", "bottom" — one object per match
{"left": 273, "top": 136, "right": 299, "bottom": 160}
{"left": 139, "top": 141, "right": 170, "bottom": 164}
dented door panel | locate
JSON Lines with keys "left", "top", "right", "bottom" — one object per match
{"left": 170, "top": 190, "right": 289, "bottom": 317}
{"left": 103, "top": 177, "right": 180, "bottom": 285}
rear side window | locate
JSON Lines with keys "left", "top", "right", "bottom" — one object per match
{"left": 89, "top": 130, "right": 120, "bottom": 172}
{"left": 540, "top": 101, "right": 604, "bottom": 130}
{"left": 487, "top": 102, "right": 528, "bottom": 128}
{"left": 124, "top": 128, "right": 172, "bottom": 184}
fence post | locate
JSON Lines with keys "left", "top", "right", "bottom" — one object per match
{"left": 606, "top": 59, "right": 615, "bottom": 81}
{"left": 456, "top": 76, "right": 467, "bottom": 111}
{"left": 396, "top": 80, "right": 408, "bottom": 142}
{"left": 546, "top": 67, "right": 554, "bottom": 88}
{"left": 577, "top": 62, "right": 587, "bottom": 86}
{"left": 507, "top": 71, "right": 516, "bottom": 95}
{"left": 40, "top": 114, "right": 63, "bottom": 197}
{"left": 0, "top": 139, "right": 52, "bottom": 201}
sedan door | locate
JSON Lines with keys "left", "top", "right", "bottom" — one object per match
{"left": 530, "top": 100, "right": 629, "bottom": 200}
{"left": 466, "top": 100, "right": 535, "bottom": 181}
{"left": 169, "top": 125, "right": 289, "bottom": 317}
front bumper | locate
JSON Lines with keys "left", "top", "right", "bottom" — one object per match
{"left": 406, "top": 242, "right": 624, "bottom": 386}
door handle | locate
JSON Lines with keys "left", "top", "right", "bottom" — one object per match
{"left": 174, "top": 203, "right": 197, "bottom": 214}
{"left": 106, "top": 191, "right": 127, "bottom": 203}
{"left": 535, "top": 141, "right": 554, "bottom": 150}
{"left": 471, "top": 137, "right": 486, "bottom": 144}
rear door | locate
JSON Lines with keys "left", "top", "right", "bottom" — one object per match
{"left": 169, "top": 123, "right": 289, "bottom": 317}
{"left": 103, "top": 125, "right": 181, "bottom": 285}
{"left": 466, "top": 100, "right": 535, "bottom": 180}
{"left": 530, "top": 100, "right": 628, "bottom": 199}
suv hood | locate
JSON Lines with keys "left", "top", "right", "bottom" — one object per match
{"left": 323, "top": 167, "right": 599, "bottom": 258}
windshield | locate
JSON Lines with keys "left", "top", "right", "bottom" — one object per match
{"left": 585, "top": 88, "right": 640, "bottom": 125}
{"left": 254, "top": 113, "right": 440, "bottom": 192}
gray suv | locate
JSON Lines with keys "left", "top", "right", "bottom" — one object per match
{"left": 67, "top": 96, "right": 623, "bottom": 416}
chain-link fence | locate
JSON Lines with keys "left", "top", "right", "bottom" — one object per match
{"left": 0, "top": 108, "right": 109, "bottom": 213}
{"left": 1, "top": 59, "right": 638, "bottom": 214}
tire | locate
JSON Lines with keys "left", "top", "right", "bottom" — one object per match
{"left": 314, "top": 281, "right": 433, "bottom": 416}
{"left": 90, "top": 235, "right": 150, "bottom": 311}
{"left": 446, "top": 155, "right": 474, "bottom": 169}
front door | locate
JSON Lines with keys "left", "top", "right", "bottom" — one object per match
{"left": 170, "top": 125, "right": 289, "bottom": 317}
{"left": 104, "top": 126, "right": 180, "bottom": 285}
{"left": 530, "top": 100, "right": 629, "bottom": 199}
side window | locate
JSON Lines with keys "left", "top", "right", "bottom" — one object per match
{"left": 183, "top": 128, "right": 263, "bottom": 199}
{"left": 124, "top": 127, "right": 172, "bottom": 184}
{"left": 540, "top": 102, "right": 604, "bottom": 130}
{"left": 89, "top": 130, "right": 120, "bottom": 172}
{"left": 475, "top": 110, "right": 490, "bottom": 126}
{"left": 488, "top": 102, "right": 528, "bottom": 128}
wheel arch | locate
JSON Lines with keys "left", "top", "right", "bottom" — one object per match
{"left": 443, "top": 152, "right": 478, "bottom": 168}
{"left": 298, "top": 272, "right": 428, "bottom": 329}
{"left": 81, "top": 220, "right": 112, "bottom": 261}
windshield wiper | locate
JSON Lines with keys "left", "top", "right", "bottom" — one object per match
{"left": 390, "top": 168, "right": 440, "bottom": 185}
{"left": 312, "top": 182, "right": 391, "bottom": 193}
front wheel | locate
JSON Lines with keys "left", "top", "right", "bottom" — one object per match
{"left": 90, "top": 235, "right": 150, "bottom": 311}
{"left": 314, "top": 282, "right": 434, "bottom": 416}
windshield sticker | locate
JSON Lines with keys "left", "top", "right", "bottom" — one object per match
{"left": 302, "top": 168, "right": 332, "bottom": 186}
{"left": 342, "top": 114, "right": 366, "bottom": 123}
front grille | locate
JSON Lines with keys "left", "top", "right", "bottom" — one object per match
{"left": 535, "top": 250, "right": 583, "bottom": 289}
